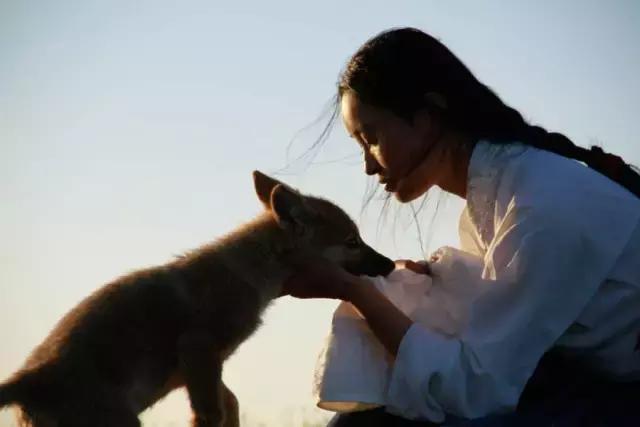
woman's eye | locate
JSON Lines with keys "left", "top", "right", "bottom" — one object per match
{"left": 358, "top": 130, "right": 377, "bottom": 147}
{"left": 362, "top": 134, "right": 378, "bottom": 147}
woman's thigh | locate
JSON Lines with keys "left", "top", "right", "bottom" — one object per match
{"left": 326, "top": 410, "right": 542, "bottom": 427}
{"left": 327, "top": 407, "right": 639, "bottom": 427}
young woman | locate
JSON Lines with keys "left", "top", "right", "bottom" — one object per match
{"left": 281, "top": 28, "right": 640, "bottom": 426}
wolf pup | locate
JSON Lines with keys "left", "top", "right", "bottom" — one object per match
{"left": 0, "top": 171, "right": 395, "bottom": 427}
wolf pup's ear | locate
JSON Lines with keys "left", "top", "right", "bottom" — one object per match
{"left": 253, "top": 170, "right": 284, "bottom": 209}
{"left": 270, "top": 184, "right": 313, "bottom": 236}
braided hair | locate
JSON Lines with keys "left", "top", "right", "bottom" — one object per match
{"left": 338, "top": 27, "right": 640, "bottom": 198}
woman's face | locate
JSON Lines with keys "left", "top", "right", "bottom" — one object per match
{"left": 340, "top": 90, "right": 446, "bottom": 202}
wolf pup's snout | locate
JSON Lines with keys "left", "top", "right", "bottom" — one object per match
{"left": 343, "top": 245, "right": 395, "bottom": 278}
{"left": 366, "top": 250, "right": 395, "bottom": 277}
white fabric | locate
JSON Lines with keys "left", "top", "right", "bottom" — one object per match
{"left": 313, "top": 248, "right": 483, "bottom": 412}
{"left": 313, "top": 141, "right": 640, "bottom": 422}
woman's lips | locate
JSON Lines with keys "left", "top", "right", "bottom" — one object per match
{"left": 379, "top": 174, "right": 397, "bottom": 192}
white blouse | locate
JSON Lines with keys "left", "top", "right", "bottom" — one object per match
{"left": 385, "top": 141, "right": 640, "bottom": 422}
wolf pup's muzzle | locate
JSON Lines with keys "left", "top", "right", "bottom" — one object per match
{"left": 344, "top": 245, "right": 395, "bottom": 277}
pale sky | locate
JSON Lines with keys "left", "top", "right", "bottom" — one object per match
{"left": 1, "top": 1, "right": 639, "bottom": 426}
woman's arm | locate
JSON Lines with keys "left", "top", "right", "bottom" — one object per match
{"left": 281, "top": 258, "right": 425, "bottom": 355}
{"left": 343, "top": 275, "right": 413, "bottom": 356}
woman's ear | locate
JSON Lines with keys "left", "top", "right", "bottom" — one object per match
{"left": 413, "top": 92, "right": 447, "bottom": 138}
{"left": 424, "top": 92, "right": 448, "bottom": 110}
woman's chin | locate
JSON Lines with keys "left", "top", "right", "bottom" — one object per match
{"left": 391, "top": 188, "right": 418, "bottom": 203}
{"left": 392, "top": 182, "right": 432, "bottom": 203}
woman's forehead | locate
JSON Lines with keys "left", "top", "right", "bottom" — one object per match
{"left": 341, "top": 92, "right": 379, "bottom": 135}
{"left": 340, "top": 92, "right": 360, "bottom": 135}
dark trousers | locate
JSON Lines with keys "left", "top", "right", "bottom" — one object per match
{"left": 328, "top": 351, "right": 640, "bottom": 427}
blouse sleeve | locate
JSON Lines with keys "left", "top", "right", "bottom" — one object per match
{"left": 385, "top": 205, "right": 618, "bottom": 422}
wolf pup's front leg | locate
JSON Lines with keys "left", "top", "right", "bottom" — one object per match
{"left": 178, "top": 331, "right": 228, "bottom": 427}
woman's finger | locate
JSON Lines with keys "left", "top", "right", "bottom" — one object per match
{"left": 394, "top": 259, "right": 412, "bottom": 269}
{"left": 404, "top": 260, "right": 431, "bottom": 275}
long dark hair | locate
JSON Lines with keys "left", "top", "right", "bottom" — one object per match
{"left": 336, "top": 27, "right": 640, "bottom": 198}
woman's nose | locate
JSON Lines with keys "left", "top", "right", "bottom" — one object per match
{"left": 364, "top": 150, "right": 381, "bottom": 176}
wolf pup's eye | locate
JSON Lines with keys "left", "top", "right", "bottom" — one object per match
{"left": 345, "top": 236, "right": 360, "bottom": 249}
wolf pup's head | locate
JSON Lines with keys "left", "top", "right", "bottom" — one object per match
{"left": 253, "top": 171, "right": 395, "bottom": 277}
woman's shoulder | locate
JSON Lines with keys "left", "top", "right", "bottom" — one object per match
{"left": 467, "top": 141, "right": 640, "bottom": 248}
{"left": 505, "top": 144, "right": 638, "bottom": 207}
{"left": 498, "top": 143, "right": 640, "bottom": 236}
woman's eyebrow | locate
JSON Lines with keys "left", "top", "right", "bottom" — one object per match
{"left": 347, "top": 122, "right": 372, "bottom": 140}
{"left": 348, "top": 128, "right": 363, "bottom": 139}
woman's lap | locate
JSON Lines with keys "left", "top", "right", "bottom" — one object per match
{"left": 327, "top": 390, "right": 640, "bottom": 427}
{"left": 325, "top": 409, "right": 547, "bottom": 427}
{"left": 327, "top": 406, "right": 639, "bottom": 427}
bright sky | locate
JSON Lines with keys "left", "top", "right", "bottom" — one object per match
{"left": 1, "top": 1, "right": 639, "bottom": 426}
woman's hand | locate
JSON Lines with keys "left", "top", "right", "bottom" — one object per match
{"left": 395, "top": 259, "right": 431, "bottom": 275}
{"left": 283, "top": 256, "right": 416, "bottom": 356}
{"left": 280, "top": 257, "right": 361, "bottom": 300}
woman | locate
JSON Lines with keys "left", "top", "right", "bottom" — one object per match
{"left": 281, "top": 28, "right": 640, "bottom": 426}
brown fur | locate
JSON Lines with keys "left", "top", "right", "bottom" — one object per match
{"left": 0, "top": 171, "right": 394, "bottom": 427}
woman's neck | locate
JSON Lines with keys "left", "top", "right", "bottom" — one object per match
{"left": 396, "top": 129, "right": 475, "bottom": 202}
{"left": 436, "top": 130, "right": 475, "bottom": 199}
